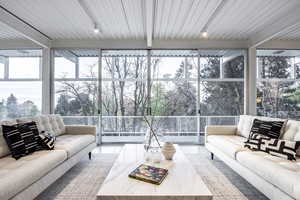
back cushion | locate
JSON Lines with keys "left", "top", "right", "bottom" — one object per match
{"left": 49, "top": 115, "right": 65, "bottom": 136}
{"left": 17, "top": 116, "right": 44, "bottom": 133}
{"left": 282, "top": 120, "right": 300, "bottom": 141}
{"left": 282, "top": 120, "right": 300, "bottom": 156}
{"left": 0, "top": 119, "right": 17, "bottom": 158}
{"left": 54, "top": 115, "right": 66, "bottom": 136}
{"left": 18, "top": 115, "right": 65, "bottom": 137}
{"left": 237, "top": 115, "right": 254, "bottom": 138}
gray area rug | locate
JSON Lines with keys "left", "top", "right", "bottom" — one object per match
{"left": 36, "top": 146, "right": 269, "bottom": 200}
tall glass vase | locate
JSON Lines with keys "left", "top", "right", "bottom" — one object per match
{"left": 143, "top": 129, "right": 163, "bottom": 163}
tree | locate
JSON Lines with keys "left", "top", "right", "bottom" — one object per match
{"left": 6, "top": 94, "right": 19, "bottom": 118}
{"left": 257, "top": 56, "right": 298, "bottom": 118}
{"left": 200, "top": 56, "right": 244, "bottom": 116}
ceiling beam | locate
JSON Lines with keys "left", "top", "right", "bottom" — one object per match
{"left": 145, "top": 0, "right": 155, "bottom": 47}
{"left": 199, "top": 0, "right": 228, "bottom": 35}
{"left": 249, "top": 6, "right": 300, "bottom": 48}
{"left": 55, "top": 50, "right": 78, "bottom": 63}
{"left": 0, "top": 5, "right": 51, "bottom": 48}
{"left": 258, "top": 40, "right": 300, "bottom": 50}
{"left": 51, "top": 39, "right": 249, "bottom": 49}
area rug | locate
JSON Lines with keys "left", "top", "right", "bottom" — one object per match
{"left": 36, "top": 146, "right": 268, "bottom": 200}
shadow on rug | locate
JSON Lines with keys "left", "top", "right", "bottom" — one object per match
{"left": 36, "top": 147, "right": 269, "bottom": 200}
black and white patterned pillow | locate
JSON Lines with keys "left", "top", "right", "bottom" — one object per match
{"left": 2, "top": 122, "right": 39, "bottom": 159}
{"left": 250, "top": 119, "right": 284, "bottom": 139}
{"left": 261, "top": 137, "right": 300, "bottom": 161}
{"left": 245, "top": 133, "right": 299, "bottom": 160}
{"left": 244, "top": 133, "right": 269, "bottom": 150}
{"left": 2, "top": 124, "right": 27, "bottom": 159}
{"left": 22, "top": 121, "right": 43, "bottom": 151}
{"left": 39, "top": 131, "right": 56, "bottom": 150}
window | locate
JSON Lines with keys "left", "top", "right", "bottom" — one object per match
{"left": 79, "top": 57, "right": 98, "bottom": 78}
{"left": 54, "top": 57, "right": 76, "bottom": 79}
{"left": 52, "top": 49, "right": 245, "bottom": 143}
{"left": 0, "top": 62, "right": 4, "bottom": 79}
{"left": 9, "top": 57, "right": 40, "bottom": 79}
{"left": 54, "top": 49, "right": 99, "bottom": 120}
{"left": 199, "top": 50, "right": 245, "bottom": 116}
{"left": 0, "top": 50, "right": 42, "bottom": 120}
{"left": 256, "top": 50, "right": 300, "bottom": 119}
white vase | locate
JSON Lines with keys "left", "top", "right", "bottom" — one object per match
{"left": 161, "top": 142, "right": 176, "bottom": 160}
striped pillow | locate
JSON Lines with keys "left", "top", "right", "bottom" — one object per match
{"left": 2, "top": 123, "right": 39, "bottom": 159}
{"left": 250, "top": 119, "right": 284, "bottom": 139}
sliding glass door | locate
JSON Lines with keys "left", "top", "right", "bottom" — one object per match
{"left": 52, "top": 48, "right": 246, "bottom": 144}
{"left": 101, "top": 50, "right": 148, "bottom": 142}
{"left": 150, "top": 50, "right": 199, "bottom": 143}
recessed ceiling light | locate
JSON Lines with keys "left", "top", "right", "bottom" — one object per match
{"left": 94, "top": 24, "right": 100, "bottom": 34}
{"left": 202, "top": 31, "right": 208, "bottom": 38}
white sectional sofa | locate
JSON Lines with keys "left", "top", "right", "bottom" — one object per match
{"left": 205, "top": 115, "right": 300, "bottom": 200}
{"left": 0, "top": 114, "right": 96, "bottom": 200}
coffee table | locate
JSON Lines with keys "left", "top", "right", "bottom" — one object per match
{"left": 97, "top": 144, "right": 212, "bottom": 200}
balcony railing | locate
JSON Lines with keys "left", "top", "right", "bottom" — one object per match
{"left": 62, "top": 115, "right": 239, "bottom": 143}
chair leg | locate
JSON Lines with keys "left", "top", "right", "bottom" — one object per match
{"left": 88, "top": 152, "right": 92, "bottom": 160}
{"left": 211, "top": 152, "right": 214, "bottom": 160}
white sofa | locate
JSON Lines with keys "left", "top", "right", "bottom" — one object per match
{"left": 205, "top": 115, "right": 300, "bottom": 200}
{"left": 0, "top": 114, "right": 97, "bottom": 200}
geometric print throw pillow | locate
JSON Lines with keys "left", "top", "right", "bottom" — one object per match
{"left": 250, "top": 119, "right": 284, "bottom": 139}
{"left": 244, "top": 133, "right": 300, "bottom": 161}
{"left": 39, "top": 131, "right": 56, "bottom": 150}
{"left": 244, "top": 133, "right": 269, "bottom": 151}
{"left": 260, "top": 137, "right": 300, "bottom": 161}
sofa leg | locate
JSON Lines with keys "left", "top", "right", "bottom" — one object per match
{"left": 88, "top": 152, "right": 92, "bottom": 160}
{"left": 211, "top": 152, "right": 214, "bottom": 160}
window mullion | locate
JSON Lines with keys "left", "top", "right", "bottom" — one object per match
{"left": 4, "top": 57, "right": 9, "bottom": 80}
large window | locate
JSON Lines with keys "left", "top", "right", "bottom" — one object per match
{"left": 150, "top": 50, "right": 198, "bottom": 142}
{"left": 257, "top": 50, "right": 300, "bottom": 119}
{"left": 0, "top": 50, "right": 42, "bottom": 120}
{"left": 54, "top": 49, "right": 99, "bottom": 125}
{"left": 101, "top": 50, "right": 148, "bottom": 142}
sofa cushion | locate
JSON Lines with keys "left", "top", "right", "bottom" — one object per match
{"left": 0, "top": 150, "right": 67, "bottom": 200}
{"left": 207, "top": 135, "right": 248, "bottom": 159}
{"left": 237, "top": 115, "right": 254, "bottom": 138}
{"left": 236, "top": 151, "right": 300, "bottom": 200}
{"left": 0, "top": 119, "right": 17, "bottom": 158}
{"left": 17, "top": 115, "right": 66, "bottom": 137}
{"left": 55, "top": 134, "right": 95, "bottom": 157}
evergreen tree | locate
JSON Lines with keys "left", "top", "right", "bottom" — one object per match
{"left": 200, "top": 56, "right": 244, "bottom": 116}
{"left": 6, "top": 94, "right": 19, "bottom": 118}
{"left": 55, "top": 94, "right": 70, "bottom": 116}
{"left": 257, "top": 56, "right": 298, "bottom": 118}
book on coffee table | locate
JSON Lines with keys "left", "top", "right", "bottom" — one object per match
{"left": 128, "top": 164, "right": 168, "bottom": 185}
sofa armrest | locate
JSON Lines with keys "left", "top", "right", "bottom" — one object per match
{"left": 205, "top": 125, "right": 237, "bottom": 136}
{"left": 65, "top": 125, "right": 96, "bottom": 136}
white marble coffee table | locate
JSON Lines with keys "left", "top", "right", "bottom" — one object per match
{"left": 97, "top": 144, "right": 212, "bottom": 200}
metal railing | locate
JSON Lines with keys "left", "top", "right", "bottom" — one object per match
{"left": 62, "top": 115, "right": 239, "bottom": 143}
